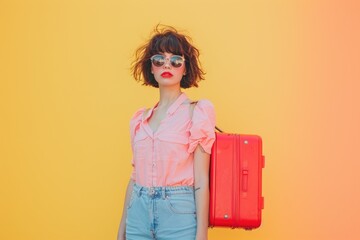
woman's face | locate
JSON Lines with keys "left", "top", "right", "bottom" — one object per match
{"left": 151, "top": 52, "right": 186, "bottom": 88}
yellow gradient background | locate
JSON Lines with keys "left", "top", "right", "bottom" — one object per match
{"left": 1, "top": 0, "right": 359, "bottom": 239}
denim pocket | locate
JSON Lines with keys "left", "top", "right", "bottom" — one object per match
{"left": 165, "top": 192, "right": 196, "bottom": 214}
{"left": 127, "top": 191, "right": 136, "bottom": 209}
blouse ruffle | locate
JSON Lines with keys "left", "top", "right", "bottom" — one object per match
{"left": 129, "top": 107, "right": 146, "bottom": 146}
{"left": 188, "top": 100, "right": 216, "bottom": 154}
{"left": 129, "top": 107, "right": 146, "bottom": 181}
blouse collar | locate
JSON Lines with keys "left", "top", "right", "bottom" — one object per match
{"left": 143, "top": 92, "right": 189, "bottom": 121}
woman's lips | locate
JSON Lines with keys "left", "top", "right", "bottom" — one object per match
{"left": 161, "top": 72, "right": 173, "bottom": 78}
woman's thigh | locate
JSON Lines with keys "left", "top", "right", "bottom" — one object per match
{"left": 126, "top": 192, "right": 152, "bottom": 240}
{"left": 156, "top": 191, "right": 197, "bottom": 240}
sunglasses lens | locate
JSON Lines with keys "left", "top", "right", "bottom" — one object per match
{"left": 151, "top": 55, "right": 185, "bottom": 68}
{"left": 151, "top": 55, "right": 165, "bottom": 67}
{"left": 170, "top": 56, "right": 184, "bottom": 68}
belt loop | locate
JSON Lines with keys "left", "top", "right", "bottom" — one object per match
{"left": 137, "top": 186, "right": 143, "bottom": 197}
{"left": 162, "top": 187, "right": 166, "bottom": 199}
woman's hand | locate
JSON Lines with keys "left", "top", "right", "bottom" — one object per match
{"left": 117, "top": 179, "right": 134, "bottom": 240}
{"left": 117, "top": 232, "right": 125, "bottom": 240}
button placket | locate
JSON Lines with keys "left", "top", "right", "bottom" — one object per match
{"left": 151, "top": 135, "right": 157, "bottom": 186}
{"left": 151, "top": 136, "right": 155, "bottom": 186}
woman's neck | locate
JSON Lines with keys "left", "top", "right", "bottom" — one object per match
{"left": 157, "top": 87, "right": 182, "bottom": 108}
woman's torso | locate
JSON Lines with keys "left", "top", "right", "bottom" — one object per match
{"left": 129, "top": 93, "right": 215, "bottom": 187}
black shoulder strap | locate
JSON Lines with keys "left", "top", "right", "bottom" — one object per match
{"left": 189, "top": 101, "right": 198, "bottom": 119}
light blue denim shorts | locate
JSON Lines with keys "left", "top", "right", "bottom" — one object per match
{"left": 126, "top": 184, "right": 197, "bottom": 240}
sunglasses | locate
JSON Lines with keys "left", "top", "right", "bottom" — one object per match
{"left": 150, "top": 54, "right": 185, "bottom": 68}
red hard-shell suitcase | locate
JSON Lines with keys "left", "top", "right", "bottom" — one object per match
{"left": 209, "top": 132, "right": 265, "bottom": 229}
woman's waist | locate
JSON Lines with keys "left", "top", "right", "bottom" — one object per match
{"left": 133, "top": 183, "right": 195, "bottom": 198}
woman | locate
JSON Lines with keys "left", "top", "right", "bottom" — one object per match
{"left": 117, "top": 25, "right": 215, "bottom": 240}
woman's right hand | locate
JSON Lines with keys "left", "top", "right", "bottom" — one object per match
{"left": 117, "top": 214, "right": 126, "bottom": 240}
{"left": 117, "top": 230, "right": 125, "bottom": 240}
{"left": 117, "top": 179, "right": 134, "bottom": 240}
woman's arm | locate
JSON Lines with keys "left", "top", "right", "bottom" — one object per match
{"left": 194, "top": 145, "right": 210, "bottom": 240}
{"left": 117, "top": 179, "right": 134, "bottom": 240}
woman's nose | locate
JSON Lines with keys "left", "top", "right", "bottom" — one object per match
{"left": 163, "top": 60, "right": 171, "bottom": 69}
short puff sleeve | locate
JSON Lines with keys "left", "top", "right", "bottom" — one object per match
{"left": 129, "top": 107, "right": 146, "bottom": 147}
{"left": 188, "top": 100, "right": 216, "bottom": 154}
{"left": 129, "top": 107, "right": 146, "bottom": 181}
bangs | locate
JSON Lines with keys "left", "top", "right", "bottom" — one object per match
{"left": 150, "top": 34, "right": 185, "bottom": 56}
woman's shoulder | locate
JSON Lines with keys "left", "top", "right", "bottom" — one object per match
{"left": 129, "top": 107, "right": 149, "bottom": 137}
{"left": 190, "top": 99, "right": 215, "bottom": 123}
{"left": 131, "top": 107, "right": 146, "bottom": 119}
{"left": 129, "top": 107, "right": 148, "bottom": 126}
{"left": 192, "top": 99, "right": 215, "bottom": 113}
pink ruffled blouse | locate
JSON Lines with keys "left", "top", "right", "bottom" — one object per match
{"left": 129, "top": 93, "right": 216, "bottom": 187}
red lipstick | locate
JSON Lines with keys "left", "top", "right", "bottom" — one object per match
{"left": 161, "top": 72, "right": 173, "bottom": 78}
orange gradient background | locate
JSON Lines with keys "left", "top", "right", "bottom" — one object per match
{"left": 1, "top": 0, "right": 359, "bottom": 239}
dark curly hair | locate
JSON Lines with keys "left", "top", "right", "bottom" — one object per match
{"left": 131, "top": 25, "right": 205, "bottom": 88}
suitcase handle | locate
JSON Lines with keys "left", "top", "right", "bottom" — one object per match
{"left": 242, "top": 170, "right": 248, "bottom": 192}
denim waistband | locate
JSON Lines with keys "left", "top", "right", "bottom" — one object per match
{"left": 133, "top": 184, "right": 195, "bottom": 199}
